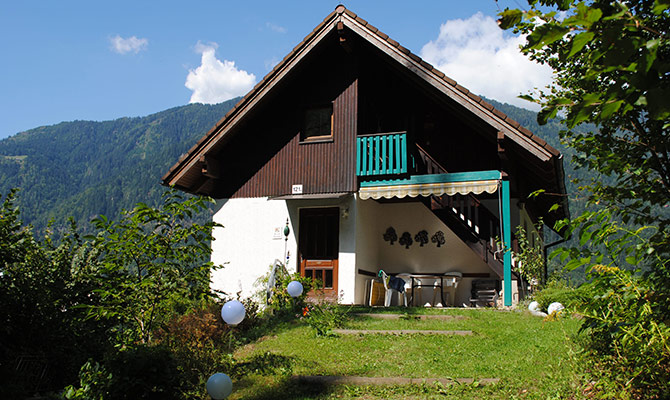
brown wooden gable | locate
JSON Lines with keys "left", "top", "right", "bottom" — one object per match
{"left": 162, "top": 5, "right": 568, "bottom": 220}
{"left": 202, "top": 31, "right": 358, "bottom": 198}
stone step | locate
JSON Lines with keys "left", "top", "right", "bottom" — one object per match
{"left": 292, "top": 375, "right": 499, "bottom": 386}
{"left": 333, "top": 329, "right": 472, "bottom": 335}
{"left": 351, "top": 313, "right": 466, "bottom": 320}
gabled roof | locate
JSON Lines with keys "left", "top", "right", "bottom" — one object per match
{"left": 162, "top": 5, "right": 568, "bottom": 220}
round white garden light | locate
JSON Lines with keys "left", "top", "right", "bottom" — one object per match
{"left": 548, "top": 302, "right": 565, "bottom": 315}
{"left": 221, "top": 300, "right": 245, "bottom": 325}
{"left": 528, "top": 301, "right": 541, "bottom": 313}
{"left": 287, "top": 280, "right": 303, "bottom": 297}
{"left": 206, "top": 372, "right": 232, "bottom": 399}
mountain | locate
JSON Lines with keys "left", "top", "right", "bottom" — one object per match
{"left": 0, "top": 100, "right": 238, "bottom": 233}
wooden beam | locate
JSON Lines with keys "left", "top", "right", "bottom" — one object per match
{"left": 337, "top": 21, "right": 353, "bottom": 53}
{"left": 497, "top": 131, "right": 507, "bottom": 161}
{"left": 200, "top": 155, "right": 221, "bottom": 180}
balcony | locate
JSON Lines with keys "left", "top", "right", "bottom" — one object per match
{"left": 356, "top": 132, "right": 408, "bottom": 177}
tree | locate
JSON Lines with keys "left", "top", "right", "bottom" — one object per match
{"left": 499, "top": 1, "right": 670, "bottom": 396}
{"left": 85, "top": 189, "right": 220, "bottom": 345}
{"left": 499, "top": 0, "right": 669, "bottom": 249}
{"left": 0, "top": 190, "right": 110, "bottom": 397}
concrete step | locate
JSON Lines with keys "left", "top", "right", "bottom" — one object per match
{"left": 351, "top": 313, "right": 467, "bottom": 321}
{"left": 292, "top": 375, "right": 499, "bottom": 386}
{"left": 333, "top": 329, "right": 472, "bottom": 335}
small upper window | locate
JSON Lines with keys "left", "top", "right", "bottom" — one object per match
{"left": 302, "top": 105, "right": 333, "bottom": 141}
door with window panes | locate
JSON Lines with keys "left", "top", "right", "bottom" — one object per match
{"left": 298, "top": 207, "right": 339, "bottom": 299}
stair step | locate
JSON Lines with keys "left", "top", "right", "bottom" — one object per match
{"left": 292, "top": 375, "right": 499, "bottom": 386}
{"left": 333, "top": 329, "right": 472, "bottom": 335}
{"left": 351, "top": 313, "right": 467, "bottom": 321}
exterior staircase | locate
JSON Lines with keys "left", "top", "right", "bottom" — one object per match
{"left": 414, "top": 145, "right": 506, "bottom": 279}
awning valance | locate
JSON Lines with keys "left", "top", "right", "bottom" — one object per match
{"left": 359, "top": 179, "right": 499, "bottom": 200}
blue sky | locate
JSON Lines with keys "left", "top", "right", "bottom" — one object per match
{"left": 0, "top": 0, "right": 550, "bottom": 139}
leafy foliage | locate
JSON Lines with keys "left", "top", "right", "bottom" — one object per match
{"left": 500, "top": 1, "right": 670, "bottom": 396}
{"left": 500, "top": 0, "right": 670, "bottom": 247}
{"left": 257, "top": 263, "right": 312, "bottom": 319}
{"left": 576, "top": 264, "right": 670, "bottom": 397}
{"left": 0, "top": 190, "right": 111, "bottom": 397}
{"left": 533, "top": 279, "right": 589, "bottom": 311}
{"left": 303, "top": 301, "right": 350, "bottom": 337}
{"left": 84, "top": 189, "right": 221, "bottom": 345}
{"left": 513, "top": 222, "right": 545, "bottom": 286}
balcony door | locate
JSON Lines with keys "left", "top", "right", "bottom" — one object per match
{"left": 299, "top": 207, "right": 339, "bottom": 300}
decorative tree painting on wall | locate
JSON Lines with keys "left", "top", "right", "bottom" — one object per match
{"left": 383, "top": 227, "right": 397, "bottom": 245}
{"left": 399, "top": 232, "right": 413, "bottom": 249}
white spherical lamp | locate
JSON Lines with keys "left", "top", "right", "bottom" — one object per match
{"left": 528, "top": 301, "right": 541, "bottom": 313}
{"left": 221, "top": 300, "right": 245, "bottom": 325}
{"left": 548, "top": 302, "right": 565, "bottom": 315}
{"left": 287, "top": 280, "right": 304, "bottom": 297}
{"left": 206, "top": 373, "right": 232, "bottom": 399}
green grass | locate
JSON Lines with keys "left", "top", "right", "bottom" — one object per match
{"left": 231, "top": 308, "right": 583, "bottom": 399}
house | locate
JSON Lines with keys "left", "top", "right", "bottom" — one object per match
{"left": 162, "top": 6, "right": 568, "bottom": 307}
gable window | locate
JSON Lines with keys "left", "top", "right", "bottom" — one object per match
{"left": 301, "top": 105, "right": 333, "bottom": 141}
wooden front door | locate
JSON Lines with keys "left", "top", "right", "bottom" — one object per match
{"left": 299, "top": 207, "right": 339, "bottom": 300}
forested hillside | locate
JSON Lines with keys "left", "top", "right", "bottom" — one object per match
{"left": 0, "top": 100, "right": 237, "bottom": 233}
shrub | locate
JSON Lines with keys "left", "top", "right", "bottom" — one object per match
{"left": 533, "top": 280, "right": 589, "bottom": 312}
{"left": 64, "top": 346, "right": 183, "bottom": 400}
{"left": 304, "top": 300, "right": 349, "bottom": 337}
{"left": 256, "top": 263, "right": 312, "bottom": 319}
{"left": 576, "top": 265, "right": 670, "bottom": 398}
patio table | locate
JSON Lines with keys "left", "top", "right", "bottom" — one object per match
{"left": 402, "top": 273, "right": 448, "bottom": 307}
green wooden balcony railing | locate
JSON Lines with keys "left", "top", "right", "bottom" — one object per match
{"left": 356, "top": 132, "right": 408, "bottom": 177}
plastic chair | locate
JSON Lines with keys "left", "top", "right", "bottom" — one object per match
{"left": 378, "top": 270, "right": 408, "bottom": 307}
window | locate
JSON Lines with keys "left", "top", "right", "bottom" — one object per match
{"left": 302, "top": 105, "right": 333, "bottom": 141}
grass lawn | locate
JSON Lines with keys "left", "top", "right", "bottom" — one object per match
{"left": 230, "top": 307, "right": 583, "bottom": 399}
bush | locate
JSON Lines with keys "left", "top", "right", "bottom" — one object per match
{"left": 576, "top": 265, "right": 670, "bottom": 398}
{"left": 303, "top": 301, "right": 349, "bottom": 337}
{"left": 533, "top": 280, "right": 588, "bottom": 312}
{"left": 64, "top": 346, "right": 183, "bottom": 400}
{"left": 256, "top": 263, "right": 312, "bottom": 319}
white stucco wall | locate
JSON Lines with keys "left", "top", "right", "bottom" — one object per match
{"left": 210, "top": 198, "right": 296, "bottom": 300}
{"left": 359, "top": 200, "right": 494, "bottom": 306}
{"left": 353, "top": 196, "right": 380, "bottom": 304}
{"left": 210, "top": 195, "right": 357, "bottom": 303}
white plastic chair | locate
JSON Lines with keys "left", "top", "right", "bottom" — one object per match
{"left": 379, "top": 270, "right": 408, "bottom": 307}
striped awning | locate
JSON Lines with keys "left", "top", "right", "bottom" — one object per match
{"left": 359, "top": 179, "right": 500, "bottom": 200}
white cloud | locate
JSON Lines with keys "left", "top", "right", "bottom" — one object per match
{"left": 109, "top": 35, "right": 148, "bottom": 54}
{"left": 185, "top": 42, "right": 257, "bottom": 104}
{"left": 420, "top": 13, "right": 553, "bottom": 111}
{"left": 266, "top": 22, "right": 287, "bottom": 34}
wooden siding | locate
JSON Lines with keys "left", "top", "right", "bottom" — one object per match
{"left": 230, "top": 79, "right": 358, "bottom": 198}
